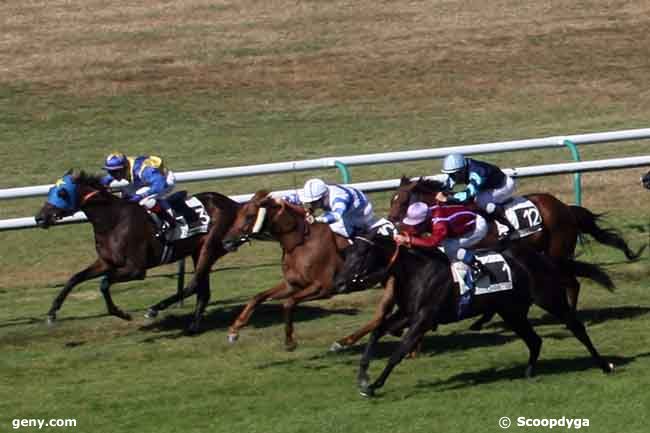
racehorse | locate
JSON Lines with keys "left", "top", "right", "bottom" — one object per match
{"left": 388, "top": 176, "right": 642, "bottom": 329}
{"left": 34, "top": 170, "right": 240, "bottom": 333}
{"left": 336, "top": 227, "right": 616, "bottom": 397}
{"left": 222, "top": 190, "right": 350, "bottom": 350}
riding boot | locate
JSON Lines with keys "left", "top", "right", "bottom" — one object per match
{"left": 468, "top": 258, "right": 495, "bottom": 285}
{"left": 154, "top": 201, "right": 177, "bottom": 239}
{"left": 491, "top": 205, "right": 516, "bottom": 237}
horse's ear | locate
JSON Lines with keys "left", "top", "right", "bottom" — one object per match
{"left": 252, "top": 190, "right": 270, "bottom": 202}
{"left": 259, "top": 196, "right": 280, "bottom": 208}
{"left": 400, "top": 176, "right": 410, "bottom": 186}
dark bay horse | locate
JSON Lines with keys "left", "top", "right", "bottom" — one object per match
{"left": 389, "top": 177, "right": 642, "bottom": 322}
{"left": 34, "top": 171, "right": 240, "bottom": 333}
{"left": 222, "top": 190, "right": 351, "bottom": 350}
{"left": 336, "top": 228, "right": 616, "bottom": 397}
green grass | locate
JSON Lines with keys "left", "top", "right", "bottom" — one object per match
{"left": 2, "top": 1, "right": 650, "bottom": 432}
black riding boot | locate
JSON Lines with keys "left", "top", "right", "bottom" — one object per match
{"left": 156, "top": 209, "right": 177, "bottom": 239}
{"left": 468, "top": 258, "right": 495, "bottom": 284}
{"left": 491, "top": 205, "right": 516, "bottom": 237}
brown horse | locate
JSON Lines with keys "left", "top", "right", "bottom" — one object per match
{"left": 34, "top": 170, "right": 240, "bottom": 333}
{"left": 222, "top": 190, "right": 350, "bottom": 350}
{"left": 388, "top": 177, "right": 642, "bottom": 314}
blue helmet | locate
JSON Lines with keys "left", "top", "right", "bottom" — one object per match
{"left": 104, "top": 152, "right": 127, "bottom": 170}
{"left": 441, "top": 153, "right": 467, "bottom": 174}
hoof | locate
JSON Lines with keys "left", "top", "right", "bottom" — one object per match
{"left": 329, "top": 341, "right": 346, "bottom": 352}
{"left": 46, "top": 315, "right": 57, "bottom": 327}
{"left": 144, "top": 308, "right": 158, "bottom": 320}
{"left": 227, "top": 333, "right": 239, "bottom": 344}
{"left": 525, "top": 365, "right": 536, "bottom": 379}
{"left": 359, "top": 385, "right": 375, "bottom": 398}
{"left": 285, "top": 341, "right": 298, "bottom": 352}
{"left": 604, "top": 362, "right": 615, "bottom": 374}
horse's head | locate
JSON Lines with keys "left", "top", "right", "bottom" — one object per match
{"left": 223, "top": 190, "right": 306, "bottom": 251}
{"left": 334, "top": 222, "right": 397, "bottom": 293}
{"left": 35, "top": 170, "right": 107, "bottom": 228}
{"left": 387, "top": 176, "right": 446, "bottom": 223}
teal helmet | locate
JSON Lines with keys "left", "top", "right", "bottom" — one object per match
{"left": 441, "top": 153, "right": 467, "bottom": 174}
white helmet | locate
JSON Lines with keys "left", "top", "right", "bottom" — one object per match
{"left": 300, "top": 178, "right": 328, "bottom": 203}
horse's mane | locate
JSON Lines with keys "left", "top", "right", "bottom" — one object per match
{"left": 412, "top": 177, "right": 445, "bottom": 194}
{"left": 76, "top": 171, "right": 108, "bottom": 191}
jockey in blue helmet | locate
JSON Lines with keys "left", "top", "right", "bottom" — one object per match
{"left": 438, "top": 153, "right": 516, "bottom": 234}
{"left": 101, "top": 152, "right": 177, "bottom": 237}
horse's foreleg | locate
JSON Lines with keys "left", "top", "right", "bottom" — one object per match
{"left": 332, "top": 277, "right": 395, "bottom": 352}
{"left": 281, "top": 282, "right": 329, "bottom": 351}
{"left": 187, "top": 274, "right": 211, "bottom": 335}
{"left": 227, "top": 281, "right": 293, "bottom": 343}
{"left": 367, "top": 310, "right": 433, "bottom": 396}
{"left": 47, "top": 259, "right": 109, "bottom": 324}
{"left": 100, "top": 267, "right": 146, "bottom": 321}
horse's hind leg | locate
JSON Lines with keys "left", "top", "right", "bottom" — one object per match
{"left": 538, "top": 297, "right": 614, "bottom": 374}
{"left": 227, "top": 280, "right": 293, "bottom": 343}
{"left": 497, "top": 309, "right": 542, "bottom": 378}
{"left": 47, "top": 259, "right": 109, "bottom": 324}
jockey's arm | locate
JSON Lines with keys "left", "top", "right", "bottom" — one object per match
{"left": 140, "top": 168, "right": 167, "bottom": 195}
{"left": 409, "top": 223, "right": 448, "bottom": 248}
{"left": 450, "top": 172, "right": 483, "bottom": 203}
{"left": 315, "top": 198, "right": 347, "bottom": 224}
{"left": 100, "top": 174, "right": 115, "bottom": 186}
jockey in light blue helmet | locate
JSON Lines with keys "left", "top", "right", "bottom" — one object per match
{"left": 440, "top": 153, "right": 517, "bottom": 233}
{"left": 101, "top": 151, "right": 177, "bottom": 237}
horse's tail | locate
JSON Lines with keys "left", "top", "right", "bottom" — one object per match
{"left": 570, "top": 205, "right": 645, "bottom": 261}
{"left": 555, "top": 257, "right": 616, "bottom": 292}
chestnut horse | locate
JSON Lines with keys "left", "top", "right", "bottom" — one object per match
{"left": 222, "top": 190, "right": 352, "bottom": 350}
{"left": 336, "top": 227, "right": 615, "bottom": 397}
{"left": 35, "top": 171, "right": 240, "bottom": 333}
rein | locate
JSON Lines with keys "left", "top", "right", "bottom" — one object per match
{"left": 80, "top": 190, "right": 100, "bottom": 205}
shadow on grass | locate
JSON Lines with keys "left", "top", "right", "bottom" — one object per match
{"left": 477, "top": 305, "right": 650, "bottom": 334}
{"left": 415, "top": 352, "right": 650, "bottom": 391}
{"left": 138, "top": 303, "right": 360, "bottom": 342}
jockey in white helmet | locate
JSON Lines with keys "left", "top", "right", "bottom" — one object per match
{"left": 283, "top": 178, "right": 376, "bottom": 238}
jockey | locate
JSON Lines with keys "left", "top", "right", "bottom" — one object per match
{"left": 439, "top": 153, "right": 516, "bottom": 234}
{"left": 283, "top": 178, "right": 376, "bottom": 238}
{"left": 101, "top": 152, "right": 177, "bottom": 237}
{"left": 393, "top": 201, "right": 491, "bottom": 283}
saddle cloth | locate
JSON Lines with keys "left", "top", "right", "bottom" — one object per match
{"left": 451, "top": 251, "right": 514, "bottom": 296}
{"left": 496, "top": 196, "right": 543, "bottom": 240}
{"left": 157, "top": 192, "right": 210, "bottom": 242}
